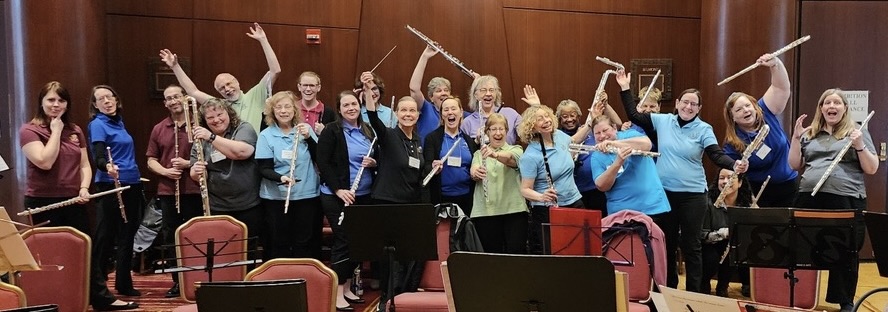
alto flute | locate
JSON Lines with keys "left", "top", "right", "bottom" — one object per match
{"left": 714, "top": 124, "right": 770, "bottom": 207}
{"left": 587, "top": 70, "right": 618, "bottom": 125}
{"left": 480, "top": 131, "right": 490, "bottom": 202}
{"left": 718, "top": 35, "right": 811, "bottom": 86}
{"left": 750, "top": 175, "right": 771, "bottom": 208}
{"left": 283, "top": 132, "right": 299, "bottom": 214}
{"left": 350, "top": 137, "right": 378, "bottom": 194}
{"left": 537, "top": 133, "right": 556, "bottom": 207}
{"left": 18, "top": 186, "right": 132, "bottom": 217}
{"left": 406, "top": 25, "right": 476, "bottom": 78}
{"left": 812, "top": 110, "right": 875, "bottom": 196}
{"left": 174, "top": 120, "right": 181, "bottom": 214}
{"left": 422, "top": 137, "right": 463, "bottom": 187}
{"left": 106, "top": 147, "right": 128, "bottom": 223}
{"left": 189, "top": 97, "right": 212, "bottom": 216}
{"left": 569, "top": 143, "right": 660, "bottom": 157}
{"left": 596, "top": 56, "right": 625, "bottom": 71}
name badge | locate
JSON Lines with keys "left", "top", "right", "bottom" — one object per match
{"left": 210, "top": 150, "right": 226, "bottom": 163}
{"left": 408, "top": 156, "right": 420, "bottom": 169}
{"left": 755, "top": 144, "right": 771, "bottom": 160}
{"left": 447, "top": 156, "right": 461, "bottom": 167}
{"left": 282, "top": 150, "right": 295, "bottom": 160}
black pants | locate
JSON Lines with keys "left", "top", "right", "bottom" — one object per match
{"left": 92, "top": 182, "right": 144, "bottom": 293}
{"left": 662, "top": 191, "right": 707, "bottom": 292}
{"left": 472, "top": 212, "right": 528, "bottom": 254}
{"left": 158, "top": 194, "right": 203, "bottom": 283}
{"left": 528, "top": 200, "right": 583, "bottom": 255}
{"left": 212, "top": 205, "right": 264, "bottom": 261}
{"left": 580, "top": 189, "right": 608, "bottom": 216}
{"left": 262, "top": 197, "right": 322, "bottom": 260}
{"left": 321, "top": 193, "right": 373, "bottom": 284}
{"left": 701, "top": 240, "right": 733, "bottom": 294}
{"left": 751, "top": 178, "right": 798, "bottom": 207}
{"left": 441, "top": 193, "right": 474, "bottom": 218}
{"left": 795, "top": 192, "right": 866, "bottom": 305}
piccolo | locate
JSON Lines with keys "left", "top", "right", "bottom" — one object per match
{"left": 106, "top": 147, "right": 128, "bottom": 223}
{"left": 586, "top": 70, "right": 618, "bottom": 125}
{"left": 569, "top": 143, "right": 660, "bottom": 157}
{"left": 596, "top": 56, "right": 625, "bottom": 71}
{"left": 189, "top": 97, "right": 212, "bottom": 216}
{"left": 174, "top": 120, "right": 181, "bottom": 214}
{"left": 423, "top": 137, "right": 463, "bottom": 187}
{"left": 406, "top": 25, "right": 476, "bottom": 78}
{"left": 638, "top": 69, "right": 662, "bottom": 105}
{"left": 717, "top": 35, "right": 811, "bottom": 86}
{"left": 283, "top": 132, "right": 299, "bottom": 214}
{"left": 750, "top": 175, "right": 771, "bottom": 208}
{"left": 812, "top": 110, "right": 875, "bottom": 196}
{"left": 349, "top": 137, "right": 378, "bottom": 194}
{"left": 18, "top": 186, "right": 132, "bottom": 217}
{"left": 714, "top": 124, "right": 770, "bottom": 207}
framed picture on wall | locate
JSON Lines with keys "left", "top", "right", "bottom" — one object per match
{"left": 630, "top": 59, "right": 672, "bottom": 103}
{"left": 148, "top": 57, "right": 190, "bottom": 100}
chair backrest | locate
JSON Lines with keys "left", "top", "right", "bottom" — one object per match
{"left": 602, "top": 210, "right": 668, "bottom": 303}
{"left": 176, "top": 216, "right": 249, "bottom": 302}
{"left": 751, "top": 268, "right": 820, "bottom": 310}
{"left": 417, "top": 218, "right": 452, "bottom": 291}
{"left": 0, "top": 281, "right": 26, "bottom": 310}
{"left": 245, "top": 258, "right": 336, "bottom": 312}
{"left": 17, "top": 227, "right": 90, "bottom": 312}
{"left": 604, "top": 229, "right": 652, "bottom": 302}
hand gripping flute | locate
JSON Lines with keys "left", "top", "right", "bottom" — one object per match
{"left": 480, "top": 131, "right": 490, "bottom": 202}
{"left": 189, "top": 97, "right": 212, "bottom": 216}
{"left": 422, "top": 137, "right": 463, "bottom": 187}
{"left": 569, "top": 143, "right": 660, "bottom": 158}
{"left": 714, "top": 124, "right": 770, "bottom": 207}
{"left": 283, "top": 133, "right": 299, "bottom": 214}
{"left": 718, "top": 35, "right": 811, "bottom": 86}
{"left": 338, "top": 137, "right": 378, "bottom": 226}
{"left": 406, "top": 25, "right": 476, "bottom": 78}
{"left": 811, "top": 110, "right": 875, "bottom": 196}
{"left": 106, "top": 147, "right": 128, "bottom": 223}
{"left": 586, "top": 70, "right": 618, "bottom": 125}
{"left": 18, "top": 186, "right": 132, "bottom": 217}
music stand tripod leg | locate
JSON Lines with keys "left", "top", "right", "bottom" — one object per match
{"left": 385, "top": 245, "right": 396, "bottom": 312}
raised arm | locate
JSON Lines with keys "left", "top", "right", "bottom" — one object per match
{"left": 788, "top": 114, "right": 810, "bottom": 171}
{"left": 159, "top": 49, "right": 213, "bottom": 104}
{"left": 759, "top": 54, "right": 791, "bottom": 115}
{"left": 615, "top": 70, "right": 654, "bottom": 132}
{"left": 246, "top": 23, "right": 281, "bottom": 88}
{"left": 409, "top": 46, "right": 438, "bottom": 108}
{"left": 21, "top": 119, "right": 63, "bottom": 170}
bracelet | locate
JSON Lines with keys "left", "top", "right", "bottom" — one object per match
{"left": 208, "top": 133, "right": 217, "bottom": 143}
{"left": 855, "top": 147, "right": 865, "bottom": 152}
{"left": 80, "top": 186, "right": 89, "bottom": 190}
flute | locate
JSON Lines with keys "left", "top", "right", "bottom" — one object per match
{"left": 812, "top": 110, "right": 875, "bottom": 196}
{"left": 717, "top": 35, "right": 811, "bottom": 86}
{"left": 189, "top": 97, "right": 212, "bottom": 216}
{"left": 596, "top": 56, "right": 625, "bottom": 71}
{"left": 638, "top": 69, "right": 662, "bottom": 106}
{"left": 480, "top": 131, "right": 490, "bottom": 202}
{"left": 18, "top": 186, "right": 132, "bottom": 217}
{"left": 714, "top": 124, "right": 770, "bottom": 207}
{"left": 406, "top": 25, "right": 476, "bottom": 78}
{"left": 422, "top": 137, "right": 463, "bottom": 187}
{"left": 174, "top": 120, "right": 181, "bottom": 214}
{"left": 350, "top": 137, "right": 378, "bottom": 194}
{"left": 586, "top": 70, "right": 618, "bottom": 125}
{"left": 283, "top": 132, "right": 299, "bottom": 214}
{"left": 537, "top": 133, "right": 556, "bottom": 207}
{"left": 106, "top": 147, "right": 128, "bottom": 223}
{"left": 568, "top": 143, "right": 660, "bottom": 158}
{"left": 750, "top": 175, "right": 771, "bottom": 208}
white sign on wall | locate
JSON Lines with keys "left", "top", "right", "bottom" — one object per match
{"left": 844, "top": 90, "right": 869, "bottom": 124}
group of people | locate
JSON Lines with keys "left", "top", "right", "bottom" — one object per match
{"left": 19, "top": 23, "right": 873, "bottom": 312}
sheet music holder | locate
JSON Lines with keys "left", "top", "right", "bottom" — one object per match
{"left": 154, "top": 234, "right": 262, "bottom": 282}
{"left": 195, "top": 279, "right": 308, "bottom": 312}
{"left": 447, "top": 251, "right": 617, "bottom": 312}
{"left": 344, "top": 204, "right": 437, "bottom": 312}
{"left": 0, "top": 207, "right": 40, "bottom": 272}
{"left": 548, "top": 207, "right": 603, "bottom": 256}
{"left": 728, "top": 207, "right": 858, "bottom": 307}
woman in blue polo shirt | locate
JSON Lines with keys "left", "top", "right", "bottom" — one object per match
{"left": 256, "top": 91, "right": 320, "bottom": 260}
{"left": 423, "top": 97, "right": 478, "bottom": 216}
{"left": 615, "top": 71, "right": 747, "bottom": 293}
{"left": 517, "top": 105, "right": 583, "bottom": 255}
{"left": 87, "top": 85, "right": 144, "bottom": 298}
{"left": 722, "top": 54, "right": 796, "bottom": 208}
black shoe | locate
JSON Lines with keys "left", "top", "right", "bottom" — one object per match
{"left": 165, "top": 283, "right": 180, "bottom": 298}
{"left": 117, "top": 288, "right": 141, "bottom": 297}
{"left": 344, "top": 296, "right": 365, "bottom": 304}
{"left": 336, "top": 305, "right": 355, "bottom": 311}
{"left": 839, "top": 303, "right": 854, "bottom": 312}
{"left": 95, "top": 301, "right": 139, "bottom": 311}
{"left": 715, "top": 289, "right": 728, "bottom": 297}
{"left": 741, "top": 285, "right": 751, "bottom": 297}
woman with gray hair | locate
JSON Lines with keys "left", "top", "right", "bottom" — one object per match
{"left": 461, "top": 75, "right": 522, "bottom": 144}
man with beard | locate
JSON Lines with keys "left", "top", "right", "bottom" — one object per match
{"left": 159, "top": 22, "right": 281, "bottom": 134}
{"left": 145, "top": 85, "right": 203, "bottom": 298}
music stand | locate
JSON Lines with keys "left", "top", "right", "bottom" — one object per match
{"left": 0, "top": 207, "right": 40, "bottom": 273}
{"left": 344, "top": 204, "right": 437, "bottom": 312}
{"left": 728, "top": 208, "right": 858, "bottom": 307}
{"left": 154, "top": 235, "right": 262, "bottom": 281}
{"left": 447, "top": 251, "right": 617, "bottom": 312}
{"left": 195, "top": 279, "right": 307, "bottom": 312}
{"left": 853, "top": 211, "right": 888, "bottom": 311}
{"left": 548, "top": 207, "right": 603, "bottom": 256}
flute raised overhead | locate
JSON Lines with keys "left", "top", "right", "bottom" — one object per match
{"left": 406, "top": 25, "right": 476, "bottom": 78}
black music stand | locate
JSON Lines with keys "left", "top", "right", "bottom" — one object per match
{"left": 154, "top": 235, "right": 262, "bottom": 282}
{"left": 728, "top": 208, "right": 858, "bottom": 307}
{"left": 195, "top": 279, "right": 308, "bottom": 312}
{"left": 344, "top": 204, "right": 437, "bottom": 312}
{"left": 447, "top": 251, "right": 618, "bottom": 312}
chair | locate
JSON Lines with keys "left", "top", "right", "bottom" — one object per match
{"left": 387, "top": 218, "right": 452, "bottom": 312}
{"left": 603, "top": 211, "right": 668, "bottom": 312}
{"left": 16, "top": 227, "right": 89, "bottom": 312}
{"left": 750, "top": 268, "right": 820, "bottom": 310}
{"left": 245, "top": 258, "right": 337, "bottom": 312}
{"left": 0, "top": 282, "right": 26, "bottom": 309}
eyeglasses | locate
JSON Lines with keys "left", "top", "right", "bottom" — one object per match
{"left": 680, "top": 99, "right": 701, "bottom": 107}
{"left": 476, "top": 88, "right": 499, "bottom": 94}
{"left": 299, "top": 83, "right": 319, "bottom": 89}
{"left": 487, "top": 127, "right": 507, "bottom": 133}
{"left": 164, "top": 94, "right": 183, "bottom": 102}
{"left": 96, "top": 94, "right": 116, "bottom": 102}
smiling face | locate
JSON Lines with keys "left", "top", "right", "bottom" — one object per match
{"left": 396, "top": 98, "right": 419, "bottom": 128}
{"left": 338, "top": 94, "right": 361, "bottom": 124}
{"left": 559, "top": 110, "right": 579, "bottom": 130}
{"left": 204, "top": 105, "right": 231, "bottom": 135}
{"left": 675, "top": 91, "right": 701, "bottom": 121}
{"left": 272, "top": 98, "right": 296, "bottom": 126}
{"left": 213, "top": 73, "right": 241, "bottom": 102}
{"left": 298, "top": 74, "right": 321, "bottom": 102}
{"left": 717, "top": 169, "right": 740, "bottom": 194}
{"left": 431, "top": 85, "right": 451, "bottom": 107}
{"left": 42, "top": 90, "right": 68, "bottom": 119}
{"left": 441, "top": 98, "right": 463, "bottom": 131}
{"left": 729, "top": 94, "right": 760, "bottom": 130}
{"left": 532, "top": 108, "right": 555, "bottom": 135}
{"left": 820, "top": 93, "right": 846, "bottom": 127}
{"left": 637, "top": 99, "right": 660, "bottom": 113}
{"left": 163, "top": 86, "right": 185, "bottom": 114}
{"left": 592, "top": 119, "right": 617, "bottom": 143}
{"left": 93, "top": 87, "right": 118, "bottom": 116}
{"left": 474, "top": 80, "right": 499, "bottom": 112}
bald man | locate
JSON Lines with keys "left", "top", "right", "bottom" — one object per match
{"left": 160, "top": 22, "right": 281, "bottom": 133}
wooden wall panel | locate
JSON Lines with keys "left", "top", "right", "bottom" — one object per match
{"left": 504, "top": 0, "right": 700, "bottom": 18}
{"left": 105, "top": 0, "right": 192, "bottom": 18}
{"left": 192, "top": 0, "right": 362, "bottom": 29}
{"left": 503, "top": 9, "right": 701, "bottom": 115}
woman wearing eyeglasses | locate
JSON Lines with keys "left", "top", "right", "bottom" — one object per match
{"left": 461, "top": 75, "right": 522, "bottom": 145}
{"left": 615, "top": 71, "right": 747, "bottom": 293}
{"left": 87, "top": 85, "right": 145, "bottom": 298}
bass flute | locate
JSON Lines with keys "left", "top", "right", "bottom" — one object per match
{"left": 406, "top": 25, "right": 476, "bottom": 78}
{"left": 188, "top": 96, "right": 211, "bottom": 216}
{"left": 714, "top": 124, "right": 770, "bottom": 207}
{"left": 106, "top": 147, "right": 128, "bottom": 223}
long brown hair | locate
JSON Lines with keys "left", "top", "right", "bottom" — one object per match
{"left": 722, "top": 92, "right": 765, "bottom": 151}
{"left": 334, "top": 90, "right": 375, "bottom": 141}
{"left": 88, "top": 85, "right": 123, "bottom": 119}
{"left": 31, "top": 81, "right": 73, "bottom": 127}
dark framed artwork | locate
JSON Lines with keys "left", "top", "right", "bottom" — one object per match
{"left": 148, "top": 57, "right": 190, "bottom": 100}
{"left": 629, "top": 59, "right": 673, "bottom": 103}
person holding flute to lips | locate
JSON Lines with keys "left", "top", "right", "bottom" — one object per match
{"left": 317, "top": 89, "right": 378, "bottom": 311}
{"left": 423, "top": 96, "right": 478, "bottom": 216}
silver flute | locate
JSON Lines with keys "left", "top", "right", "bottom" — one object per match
{"left": 106, "top": 147, "right": 128, "bottom": 223}
{"left": 349, "top": 137, "right": 378, "bottom": 194}
{"left": 718, "top": 35, "right": 811, "bottom": 86}
{"left": 812, "top": 110, "right": 875, "bottom": 196}
{"left": 569, "top": 143, "right": 660, "bottom": 158}
{"left": 18, "top": 186, "right": 132, "bottom": 216}
{"left": 587, "top": 70, "right": 618, "bottom": 125}
{"left": 283, "top": 132, "right": 299, "bottom": 214}
{"left": 595, "top": 56, "right": 625, "bottom": 71}
{"left": 422, "top": 137, "right": 463, "bottom": 187}
{"left": 406, "top": 25, "right": 476, "bottom": 78}
{"left": 714, "top": 124, "right": 770, "bottom": 207}
{"left": 480, "top": 131, "right": 490, "bottom": 202}
{"left": 638, "top": 69, "right": 662, "bottom": 105}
